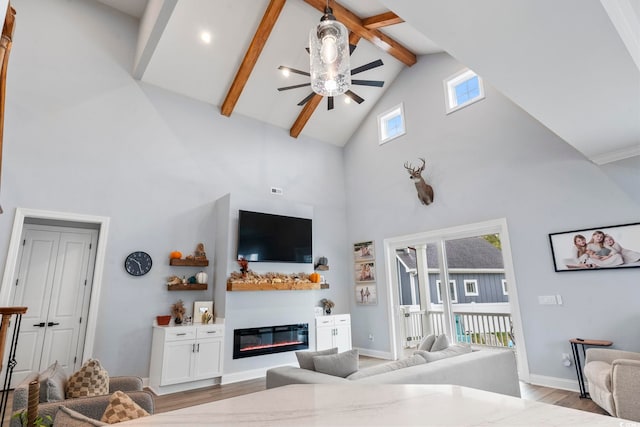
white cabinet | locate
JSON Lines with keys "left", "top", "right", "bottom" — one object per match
{"left": 149, "top": 322, "right": 224, "bottom": 395}
{"left": 316, "top": 314, "right": 351, "bottom": 353}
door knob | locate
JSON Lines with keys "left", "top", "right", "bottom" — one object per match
{"left": 33, "top": 322, "right": 45, "bottom": 327}
{"left": 47, "top": 322, "right": 60, "bottom": 327}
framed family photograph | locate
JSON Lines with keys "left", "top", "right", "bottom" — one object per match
{"left": 354, "top": 241, "right": 375, "bottom": 262}
{"left": 355, "top": 284, "right": 377, "bottom": 305}
{"left": 355, "top": 261, "right": 376, "bottom": 282}
{"left": 549, "top": 222, "right": 640, "bottom": 272}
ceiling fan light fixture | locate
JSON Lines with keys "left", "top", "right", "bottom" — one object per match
{"left": 309, "top": 6, "right": 350, "bottom": 96}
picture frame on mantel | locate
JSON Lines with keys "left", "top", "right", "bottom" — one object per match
{"left": 548, "top": 222, "right": 640, "bottom": 272}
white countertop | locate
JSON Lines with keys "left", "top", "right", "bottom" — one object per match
{"left": 120, "top": 384, "right": 626, "bottom": 426}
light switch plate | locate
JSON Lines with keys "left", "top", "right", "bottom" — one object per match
{"left": 538, "top": 295, "right": 557, "bottom": 305}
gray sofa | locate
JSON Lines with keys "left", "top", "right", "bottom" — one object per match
{"left": 11, "top": 373, "right": 154, "bottom": 426}
{"left": 266, "top": 348, "right": 521, "bottom": 397}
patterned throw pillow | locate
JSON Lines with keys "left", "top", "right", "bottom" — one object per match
{"left": 100, "top": 391, "right": 150, "bottom": 424}
{"left": 65, "top": 359, "right": 109, "bottom": 398}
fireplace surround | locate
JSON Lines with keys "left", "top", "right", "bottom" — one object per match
{"left": 233, "top": 323, "right": 309, "bottom": 359}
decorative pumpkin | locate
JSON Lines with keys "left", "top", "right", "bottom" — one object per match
{"left": 170, "top": 251, "right": 182, "bottom": 260}
{"left": 309, "top": 272, "right": 321, "bottom": 283}
{"left": 195, "top": 271, "right": 208, "bottom": 284}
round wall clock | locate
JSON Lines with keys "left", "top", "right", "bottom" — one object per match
{"left": 124, "top": 251, "right": 153, "bottom": 276}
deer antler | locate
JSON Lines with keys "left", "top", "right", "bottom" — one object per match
{"left": 404, "top": 161, "right": 417, "bottom": 173}
{"left": 418, "top": 158, "right": 426, "bottom": 172}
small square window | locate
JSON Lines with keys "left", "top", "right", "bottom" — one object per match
{"left": 444, "top": 69, "right": 485, "bottom": 114}
{"left": 464, "top": 279, "right": 478, "bottom": 296}
{"left": 378, "top": 103, "right": 406, "bottom": 145}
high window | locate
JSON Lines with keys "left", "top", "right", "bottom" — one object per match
{"left": 444, "top": 69, "right": 485, "bottom": 114}
{"left": 464, "top": 279, "right": 479, "bottom": 296}
{"left": 436, "top": 279, "right": 457, "bottom": 303}
{"left": 378, "top": 103, "right": 406, "bottom": 144}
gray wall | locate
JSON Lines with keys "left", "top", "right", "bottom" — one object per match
{"left": 344, "top": 52, "right": 640, "bottom": 382}
{"left": 1, "top": 0, "right": 349, "bottom": 377}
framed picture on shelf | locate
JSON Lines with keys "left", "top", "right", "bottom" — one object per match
{"left": 355, "top": 284, "right": 377, "bottom": 305}
{"left": 355, "top": 261, "right": 376, "bottom": 283}
{"left": 548, "top": 222, "right": 640, "bottom": 272}
{"left": 193, "top": 301, "right": 213, "bottom": 323}
{"left": 354, "top": 241, "right": 375, "bottom": 262}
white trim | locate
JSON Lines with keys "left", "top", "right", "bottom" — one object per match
{"left": 464, "top": 279, "right": 479, "bottom": 296}
{"left": 435, "top": 279, "right": 457, "bottom": 303}
{"left": 377, "top": 103, "right": 406, "bottom": 145}
{"left": 428, "top": 268, "right": 504, "bottom": 274}
{"left": 443, "top": 68, "right": 485, "bottom": 114}
{"left": 589, "top": 144, "right": 640, "bottom": 165}
{"left": 527, "top": 374, "right": 579, "bottom": 393}
{"left": 383, "top": 218, "right": 530, "bottom": 382}
{"left": 0, "top": 208, "right": 110, "bottom": 363}
{"left": 356, "top": 347, "right": 393, "bottom": 360}
{"left": 600, "top": 0, "right": 640, "bottom": 73}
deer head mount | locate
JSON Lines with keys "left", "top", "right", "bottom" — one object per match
{"left": 404, "top": 158, "right": 434, "bottom": 206}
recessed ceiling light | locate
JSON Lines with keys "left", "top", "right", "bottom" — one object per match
{"left": 200, "top": 31, "right": 212, "bottom": 44}
{"left": 281, "top": 68, "right": 290, "bottom": 77}
{"left": 344, "top": 96, "right": 351, "bottom": 104}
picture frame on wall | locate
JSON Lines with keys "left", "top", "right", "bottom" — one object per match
{"left": 355, "top": 284, "right": 377, "bottom": 305}
{"left": 355, "top": 261, "right": 376, "bottom": 282}
{"left": 548, "top": 222, "right": 640, "bottom": 272}
{"left": 354, "top": 241, "right": 375, "bottom": 262}
{"left": 193, "top": 301, "right": 214, "bottom": 322}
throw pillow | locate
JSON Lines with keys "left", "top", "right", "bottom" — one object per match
{"left": 66, "top": 359, "right": 109, "bottom": 399}
{"left": 312, "top": 349, "right": 359, "bottom": 378}
{"left": 38, "top": 361, "right": 68, "bottom": 402}
{"left": 55, "top": 406, "right": 108, "bottom": 427}
{"left": 415, "top": 343, "right": 472, "bottom": 362}
{"left": 417, "top": 334, "right": 436, "bottom": 351}
{"left": 296, "top": 348, "right": 338, "bottom": 371}
{"left": 100, "top": 391, "right": 150, "bottom": 424}
{"left": 430, "top": 334, "right": 450, "bottom": 352}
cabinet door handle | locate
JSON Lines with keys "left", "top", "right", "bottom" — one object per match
{"left": 207, "top": 331, "right": 216, "bottom": 334}
{"left": 192, "top": 343, "right": 195, "bottom": 352}
{"left": 197, "top": 343, "right": 200, "bottom": 352}
{"left": 177, "top": 333, "right": 187, "bottom": 336}
{"left": 33, "top": 322, "right": 45, "bottom": 327}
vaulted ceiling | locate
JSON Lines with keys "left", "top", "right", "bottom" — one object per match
{"left": 98, "top": 0, "right": 639, "bottom": 165}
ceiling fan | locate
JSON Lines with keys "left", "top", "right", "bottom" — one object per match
{"left": 277, "top": 46, "right": 385, "bottom": 110}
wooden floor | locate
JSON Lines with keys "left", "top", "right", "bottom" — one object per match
{"left": 153, "top": 356, "right": 608, "bottom": 417}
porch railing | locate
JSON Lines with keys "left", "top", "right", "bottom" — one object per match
{"left": 401, "top": 307, "right": 514, "bottom": 349}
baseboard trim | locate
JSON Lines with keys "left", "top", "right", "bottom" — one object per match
{"left": 356, "top": 347, "right": 393, "bottom": 360}
{"left": 527, "top": 374, "right": 580, "bottom": 393}
{"left": 221, "top": 364, "right": 296, "bottom": 385}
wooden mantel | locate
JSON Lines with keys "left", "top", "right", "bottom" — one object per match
{"left": 227, "top": 281, "right": 329, "bottom": 291}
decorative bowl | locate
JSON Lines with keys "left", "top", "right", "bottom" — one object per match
{"left": 156, "top": 315, "right": 171, "bottom": 326}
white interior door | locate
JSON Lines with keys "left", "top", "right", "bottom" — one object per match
{"left": 10, "top": 225, "right": 97, "bottom": 386}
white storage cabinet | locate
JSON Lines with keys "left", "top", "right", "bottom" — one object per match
{"left": 149, "top": 322, "right": 224, "bottom": 395}
{"left": 315, "top": 314, "right": 351, "bottom": 353}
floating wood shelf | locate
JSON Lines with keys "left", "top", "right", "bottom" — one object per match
{"left": 169, "top": 259, "right": 209, "bottom": 267}
{"left": 168, "top": 283, "right": 208, "bottom": 291}
{"left": 227, "top": 282, "right": 330, "bottom": 291}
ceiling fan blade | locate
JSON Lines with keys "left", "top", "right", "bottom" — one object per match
{"left": 328, "top": 96, "right": 334, "bottom": 110}
{"left": 349, "top": 44, "right": 357, "bottom": 55}
{"left": 278, "top": 65, "right": 310, "bottom": 77}
{"left": 345, "top": 90, "right": 364, "bottom": 104}
{"left": 277, "top": 83, "right": 311, "bottom": 91}
{"left": 352, "top": 79, "right": 385, "bottom": 87}
{"left": 351, "top": 59, "right": 384, "bottom": 75}
{"left": 297, "top": 92, "right": 315, "bottom": 106}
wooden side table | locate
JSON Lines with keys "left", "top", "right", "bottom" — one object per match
{"left": 569, "top": 338, "right": 612, "bottom": 398}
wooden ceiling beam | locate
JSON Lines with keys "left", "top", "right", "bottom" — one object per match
{"left": 289, "top": 32, "right": 361, "bottom": 138}
{"left": 303, "top": 0, "right": 416, "bottom": 67}
{"left": 362, "top": 12, "right": 404, "bottom": 29}
{"left": 220, "top": 0, "right": 286, "bottom": 117}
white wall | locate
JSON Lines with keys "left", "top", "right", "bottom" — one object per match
{"left": 344, "top": 52, "right": 640, "bottom": 383}
{"left": 1, "top": 0, "right": 348, "bottom": 377}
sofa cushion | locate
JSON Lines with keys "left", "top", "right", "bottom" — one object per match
{"left": 417, "top": 334, "right": 436, "bottom": 351}
{"left": 584, "top": 361, "right": 612, "bottom": 391}
{"left": 430, "top": 334, "right": 450, "bottom": 352}
{"left": 296, "top": 348, "right": 338, "bottom": 371}
{"left": 55, "top": 406, "right": 108, "bottom": 426}
{"left": 66, "top": 359, "right": 110, "bottom": 398}
{"left": 313, "top": 349, "right": 359, "bottom": 378}
{"left": 100, "top": 391, "right": 150, "bottom": 424}
{"left": 347, "top": 354, "right": 426, "bottom": 380}
{"left": 415, "top": 343, "right": 472, "bottom": 362}
{"left": 39, "top": 361, "right": 68, "bottom": 402}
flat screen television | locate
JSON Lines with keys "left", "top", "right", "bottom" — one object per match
{"left": 237, "top": 210, "right": 312, "bottom": 263}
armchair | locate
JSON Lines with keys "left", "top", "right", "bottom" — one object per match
{"left": 584, "top": 348, "right": 640, "bottom": 421}
{"left": 11, "top": 373, "right": 154, "bottom": 426}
